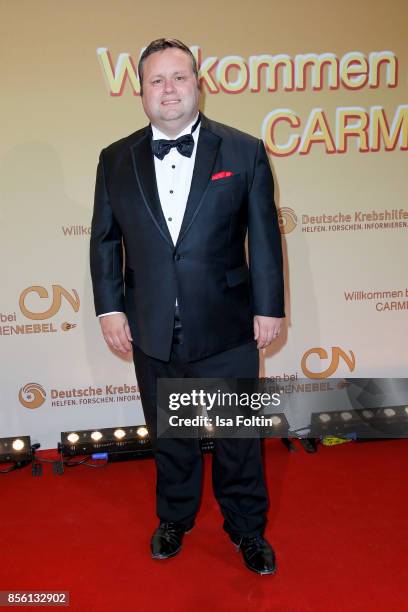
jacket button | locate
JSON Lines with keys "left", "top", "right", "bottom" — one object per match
{"left": 174, "top": 254, "right": 181, "bottom": 261}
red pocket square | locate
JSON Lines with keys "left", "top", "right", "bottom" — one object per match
{"left": 211, "top": 171, "right": 234, "bottom": 181}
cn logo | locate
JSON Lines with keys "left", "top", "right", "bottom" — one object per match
{"left": 278, "top": 207, "right": 297, "bottom": 234}
{"left": 18, "top": 383, "right": 46, "bottom": 409}
{"left": 301, "top": 347, "right": 356, "bottom": 379}
{"left": 19, "top": 285, "right": 80, "bottom": 320}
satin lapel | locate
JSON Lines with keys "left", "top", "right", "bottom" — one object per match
{"left": 176, "top": 123, "right": 221, "bottom": 248}
{"left": 130, "top": 130, "right": 173, "bottom": 246}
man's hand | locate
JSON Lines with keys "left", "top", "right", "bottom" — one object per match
{"left": 254, "top": 315, "right": 284, "bottom": 349}
{"left": 99, "top": 313, "right": 133, "bottom": 354}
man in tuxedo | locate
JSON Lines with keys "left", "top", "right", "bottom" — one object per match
{"left": 90, "top": 38, "right": 284, "bottom": 575}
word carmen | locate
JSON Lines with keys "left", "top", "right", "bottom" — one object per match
{"left": 262, "top": 105, "right": 407, "bottom": 156}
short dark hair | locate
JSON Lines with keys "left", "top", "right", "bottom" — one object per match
{"left": 138, "top": 38, "right": 199, "bottom": 95}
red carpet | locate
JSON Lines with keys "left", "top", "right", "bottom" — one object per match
{"left": 1, "top": 439, "right": 407, "bottom": 611}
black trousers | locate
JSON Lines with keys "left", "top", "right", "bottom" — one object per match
{"left": 132, "top": 309, "right": 269, "bottom": 537}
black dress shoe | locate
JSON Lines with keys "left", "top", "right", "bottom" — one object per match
{"left": 231, "top": 534, "right": 277, "bottom": 575}
{"left": 151, "top": 522, "right": 193, "bottom": 559}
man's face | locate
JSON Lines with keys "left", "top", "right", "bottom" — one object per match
{"left": 141, "top": 48, "right": 200, "bottom": 136}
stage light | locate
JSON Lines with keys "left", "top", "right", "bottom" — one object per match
{"left": 254, "top": 412, "right": 290, "bottom": 438}
{"left": 383, "top": 408, "right": 396, "bottom": 417}
{"left": 136, "top": 426, "right": 148, "bottom": 438}
{"left": 12, "top": 439, "right": 25, "bottom": 451}
{"left": 362, "top": 410, "right": 374, "bottom": 418}
{"left": 91, "top": 431, "right": 103, "bottom": 441}
{"left": 404, "top": 407, "right": 408, "bottom": 415}
{"left": 340, "top": 411, "right": 353, "bottom": 421}
{"left": 319, "top": 413, "right": 331, "bottom": 422}
{"left": 114, "top": 429, "right": 126, "bottom": 440}
{"left": 67, "top": 433, "right": 79, "bottom": 444}
{"left": 0, "top": 436, "right": 32, "bottom": 465}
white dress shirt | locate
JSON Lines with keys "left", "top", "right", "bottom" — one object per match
{"left": 99, "top": 113, "right": 200, "bottom": 318}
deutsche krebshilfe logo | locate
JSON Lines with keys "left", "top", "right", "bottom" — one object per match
{"left": 278, "top": 207, "right": 297, "bottom": 234}
{"left": 18, "top": 382, "right": 46, "bottom": 409}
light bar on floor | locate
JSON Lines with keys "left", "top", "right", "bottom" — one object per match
{"left": 310, "top": 405, "right": 408, "bottom": 438}
{"left": 60, "top": 425, "right": 234, "bottom": 459}
{"left": 60, "top": 426, "right": 153, "bottom": 461}
{"left": 0, "top": 436, "right": 32, "bottom": 464}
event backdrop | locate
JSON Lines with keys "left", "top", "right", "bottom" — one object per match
{"left": 1, "top": 0, "right": 407, "bottom": 448}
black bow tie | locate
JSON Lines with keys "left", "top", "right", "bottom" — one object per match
{"left": 151, "top": 114, "right": 201, "bottom": 160}
{"left": 152, "top": 134, "right": 194, "bottom": 160}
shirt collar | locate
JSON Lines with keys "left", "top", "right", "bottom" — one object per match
{"left": 151, "top": 113, "right": 200, "bottom": 141}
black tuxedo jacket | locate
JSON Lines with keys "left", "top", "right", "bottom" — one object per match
{"left": 90, "top": 114, "right": 284, "bottom": 362}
